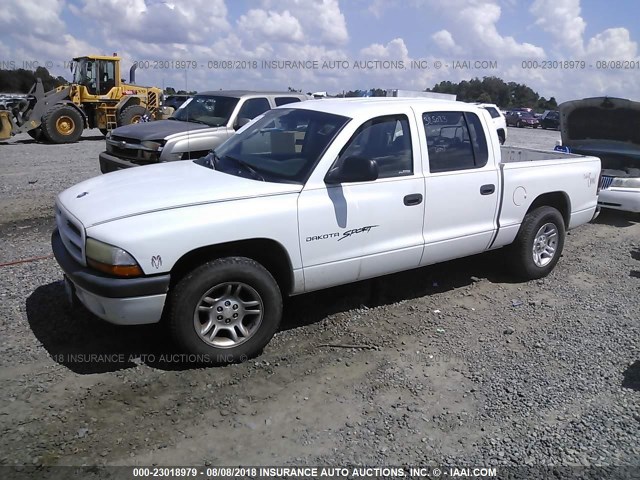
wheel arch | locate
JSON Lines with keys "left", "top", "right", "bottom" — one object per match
{"left": 169, "top": 238, "right": 295, "bottom": 296}
{"left": 47, "top": 101, "right": 88, "bottom": 127}
{"left": 525, "top": 191, "right": 571, "bottom": 228}
{"left": 115, "top": 95, "right": 143, "bottom": 115}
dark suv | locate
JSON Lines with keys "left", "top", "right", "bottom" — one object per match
{"left": 540, "top": 110, "right": 560, "bottom": 130}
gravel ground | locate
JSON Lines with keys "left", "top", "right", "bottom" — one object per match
{"left": 0, "top": 127, "right": 638, "bottom": 478}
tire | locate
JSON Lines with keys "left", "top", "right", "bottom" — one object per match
{"left": 27, "top": 128, "right": 43, "bottom": 141}
{"left": 517, "top": 121, "right": 523, "bottom": 128}
{"left": 118, "top": 105, "right": 149, "bottom": 126}
{"left": 41, "top": 105, "right": 84, "bottom": 143}
{"left": 498, "top": 130, "right": 505, "bottom": 145}
{"left": 168, "top": 257, "right": 283, "bottom": 364}
{"left": 508, "top": 206, "right": 566, "bottom": 280}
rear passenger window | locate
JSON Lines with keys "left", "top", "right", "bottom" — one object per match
{"left": 483, "top": 107, "right": 500, "bottom": 118}
{"left": 237, "top": 98, "right": 271, "bottom": 120}
{"left": 333, "top": 115, "right": 413, "bottom": 179}
{"left": 275, "top": 97, "right": 302, "bottom": 106}
{"left": 423, "top": 111, "right": 488, "bottom": 173}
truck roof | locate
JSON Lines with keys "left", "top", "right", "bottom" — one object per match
{"left": 197, "top": 90, "right": 307, "bottom": 98}
{"left": 286, "top": 97, "right": 481, "bottom": 119}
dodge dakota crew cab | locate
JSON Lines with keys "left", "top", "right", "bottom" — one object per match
{"left": 53, "top": 98, "right": 600, "bottom": 363}
{"left": 99, "top": 90, "right": 309, "bottom": 173}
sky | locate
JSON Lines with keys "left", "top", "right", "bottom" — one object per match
{"left": 0, "top": 0, "right": 638, "bottom": 103}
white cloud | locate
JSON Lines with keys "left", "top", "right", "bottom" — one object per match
{"left": 417, "top": 0, "right": 545, "bottom": 59}
{"left": 530, "top": 0, "right": 586, "bottom": 55}
{"left": 71, "top": 0, "right": 230, "bottom": 45}
{"left": 585, "top": 28, "right": 637, "bottom": 58}
{"left": 361, "top": 38, "right": 410, "bottom": 59}
{"left": 258, "top": 0, "right": 349, "bottom": 46}
{"left": 238, "top": 9, "right": 304, "bottom": 43}
{"left": 431, "top": 30, "right": 462, "bottom": 54}
{"left": 0, "top": 0, "right": 66, "bottom": 39}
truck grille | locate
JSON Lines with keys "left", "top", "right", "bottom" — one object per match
{"left": 107, "top": 135, "right": 160, "bottom": 165}
{"left": 55, "top": 202, "right": 86, "bottom": 265}
{"left": 599, "top": 175, "right": 614, "bottom": 190}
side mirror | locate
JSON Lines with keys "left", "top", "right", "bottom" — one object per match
{"left": 234, "top": 117, "right": 251, "bottom": 130}
{"left": 325, "top": 156, "right": 379, "bottom": 184}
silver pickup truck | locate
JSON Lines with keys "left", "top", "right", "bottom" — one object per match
{"left": 99, "top": 90, "right": 309, "bottom": 173}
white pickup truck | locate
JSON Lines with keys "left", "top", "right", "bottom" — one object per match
{"left": 52, "top": 98, "right": 600, "bottom": 363}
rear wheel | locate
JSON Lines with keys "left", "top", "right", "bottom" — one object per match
{"left": 41, "top": 105, "right": 84, "bottom": 143}
{"left": 118, "top": 105, "right": 149, "bottom": 126}
{"left": 168, "top": 257, "right": 283, "bottom": 364}
{"left": 508, "top": 206, "right": 565, "bottom": 280}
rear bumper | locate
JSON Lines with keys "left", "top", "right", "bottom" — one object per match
{"left": 99, "top": 151, "right": 140, "bottom": 173}
{"left": 52, "top": 229, "right": 170, "bottom": 324}
{"left": 598, "top": 188, "right": 640, "bottom": 213}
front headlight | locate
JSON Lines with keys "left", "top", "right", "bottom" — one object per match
{"left": 161, "top": 151, "right": 184, "bottom": 161}
{"left": 611, "top": 177, "right": 640, "bottom": 188}
{"left": 141, "top": 140, "right": 164, "bottom": 151}
{"left": 85, "top": 238, "right": 143, "bottom": 277}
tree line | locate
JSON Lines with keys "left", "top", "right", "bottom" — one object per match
{"left": 0, "top": 67, "right": 67, "bottom": 93}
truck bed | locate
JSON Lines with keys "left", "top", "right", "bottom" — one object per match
{"left": 500, "top": 146, "right": 584, "bottom": 163}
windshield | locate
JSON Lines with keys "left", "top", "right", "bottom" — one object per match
{"left": 172, "top": 95, "right": 240, "bottom": 127}
{"left": 72, "top": 58, "right": 94, "bottom": 85}
{"left": 202, "top": 108, "right": 350, "bottom": 184}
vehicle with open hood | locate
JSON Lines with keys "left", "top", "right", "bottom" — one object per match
{"left": 559, "top": 97, "right": 640, "bottom": 213}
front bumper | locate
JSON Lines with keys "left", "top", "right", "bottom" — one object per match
{"left": 598, "top": 188, "right": 640, "bottom": 213}
{"left": 99, "top": 151, "right": 141, "bottom": 174}
{"left": 52, "top": 229, "right": 170, "bottom": 325}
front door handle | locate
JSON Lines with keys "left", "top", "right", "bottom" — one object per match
{"left": 404, "top": 193, "right": 423, "bottom": 206}
{"left": 480, "top": 184, "right": 495, "bottom": 195}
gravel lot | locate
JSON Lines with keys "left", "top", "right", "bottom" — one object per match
{"left": 0, "top": 127, "right": 638, "bottom": 477}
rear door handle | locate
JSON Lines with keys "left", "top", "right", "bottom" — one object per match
{"left": 404, "top": 193, "right": 423, "bottom": 206}
{"left": 480, "top": 184, "right": 495, "bottom": 195}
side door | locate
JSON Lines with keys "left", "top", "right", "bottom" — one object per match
{"left": 417, "top": 109, "right": 500, "bottom": 265}
{"left": 298, "top": 113, "right": 426, "bottom": 292}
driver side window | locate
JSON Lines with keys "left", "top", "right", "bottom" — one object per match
{"left": 332, "top": 114, "right": 413, "bottom": 180}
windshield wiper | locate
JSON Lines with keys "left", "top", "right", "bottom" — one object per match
{"left": 206, "top": 151, "right": 221, "bottom": 170}
{"left": 223, "top": 154, "right": 265, "bottom": 181}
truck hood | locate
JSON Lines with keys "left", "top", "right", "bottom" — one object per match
{"left": 559, "top": 97, "right": 640, "bottom": 177}
{"left": 559, "top": 97, "right": 640, "bottom": 147}
{"left": 57, "top": 161, "right": 302, "bottom": 227}
{"left": 110, "top": 119, "right": 209, "bottom": 141}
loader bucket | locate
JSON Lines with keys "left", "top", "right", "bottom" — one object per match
{"left": 0, "top": 111, "right": 13, "bottom": 141}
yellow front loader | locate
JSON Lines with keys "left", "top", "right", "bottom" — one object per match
{"left": 0, "top": 55, "right": 163, "bottom": 143}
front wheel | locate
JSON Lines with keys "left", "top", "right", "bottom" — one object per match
{"left": 508, "top": 206, "right": 566, "bottom": 280}
{"left": 41, "top": 105, "right": 84, "bottom": 143}
{"left": 168, "top": 257, "right": 283, "bottom": 364}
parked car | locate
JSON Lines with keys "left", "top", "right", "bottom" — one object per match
{"left": 99, "top": 90, "right": 310, "bottom": 173}
{"left": 559, "top": 96, "right": 640, "bottom": 213}
{"left": 506, "top": 110, "right": 540, "bottom": 128}
{"left": 540, "top": 110, "right": 560, "bottom": 130}
{"left": 475, "top": 103, "right": 507, "bottom": 145}
{"left": 53, "top": 99, "right": 600, "bottom": 363}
